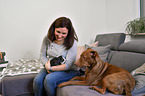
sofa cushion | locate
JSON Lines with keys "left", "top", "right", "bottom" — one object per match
{"left": 57, "top": 86, "right": 124, "bottom": 96}
{"left": 57, "top": 85, "right": 145, "bottom": 96}
{"left": 85, "top": 44, "right": 111, "bottom": 62}
{"left": 119, "top": 40, "right": 145, "bottom": 54}
{"left": 108, "top": 51, "right": 145, "bottom": 72}
{"left": 95, "top": 33, "right": 126, "bottom": 50}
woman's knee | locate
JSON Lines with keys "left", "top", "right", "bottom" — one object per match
{"left": 33, "top": 76, "right": 44, "bottom": 89}
{"left": 33, "top": 69, "right": 47, "bottom": 87}
{"left": 44, "top": 74, "right": 56, "bottom": 85}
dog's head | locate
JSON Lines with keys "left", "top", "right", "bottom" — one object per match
{"left": 75, "top": 48, "right": 101, "bottom": 67}
{"left": 57, "top": 56, "right": 64, "bottom": 62}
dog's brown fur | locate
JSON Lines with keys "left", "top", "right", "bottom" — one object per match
{"left": 58, "top": 48, "right": 135, "bottom": 96}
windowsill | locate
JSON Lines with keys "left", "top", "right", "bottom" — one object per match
{"left": 126, "top": 33, "right": 145, "bottom": 36}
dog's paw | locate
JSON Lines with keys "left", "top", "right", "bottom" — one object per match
{"left": 69, "top": 77, "right": 77, "bottom": 81}
{"left": 57, "top": 84, "right": 63, "bottom": 88}
{"left": 57, "top": 83, "right": 66, "bottom": 88}
{"left": 89, "top": 86, "right": 105, "bottom": 94}
{"left": 89, "top": 86, "right": 95, "bottom": 90}
{"left": 91, "top": 83, "right": 95, "bottom": 86}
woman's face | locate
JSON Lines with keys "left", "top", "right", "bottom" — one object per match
{"left": 54, "top": 27, "right": 68, "bottom": 43}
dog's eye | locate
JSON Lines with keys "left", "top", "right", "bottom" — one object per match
{"left": 81, "top": 55, "right": 86, "bottom": 59}
{"left": 83, "top": 56, "right": 86, "bottom": 59}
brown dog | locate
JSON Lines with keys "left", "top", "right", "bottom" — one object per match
{"left": 58, "top": 48, "right": 135, "bottom": 96}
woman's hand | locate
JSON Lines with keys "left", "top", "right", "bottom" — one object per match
{"left": 45, "top": 60, "right": 51, "bottom": 73}
{"left": 45, "top": 60, "right": 66, "bottom": 72}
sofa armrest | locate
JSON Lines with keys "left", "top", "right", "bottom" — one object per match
{"left": 2, "top": 74, "right": 36, "bottom": 96}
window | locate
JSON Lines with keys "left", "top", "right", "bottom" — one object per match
{"left": 140, "top": 0, "right": 145, "bottom": 17}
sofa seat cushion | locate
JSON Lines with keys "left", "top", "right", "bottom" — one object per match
{"left": 57, "top": 85, "right": 124, "bottom": 96}
{"left": 57, "top": 85, "right": 145, "bottom": 96}
{"left": 119, "top": 40, "right": 145, "bottom": 54}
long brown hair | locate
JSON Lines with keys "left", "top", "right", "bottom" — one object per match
{"left": 47, "top": 17, "right": 78, "bottom": 50}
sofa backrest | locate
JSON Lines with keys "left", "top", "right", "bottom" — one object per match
{"left": 119, "top": 40, "right": 145, "bottom": 54}
{"left": 95, "top": 33, "right": 145, "bottom": 73}
{"left": 95, "top": 33, "right": 126, "bottom": 50}
{"left": 108, "top": 40, "right": 145, "bottom": 72}
{"left": 108, "top": 51, "right": 145, "bottom": 73}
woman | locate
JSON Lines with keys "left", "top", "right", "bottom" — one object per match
{"left": 33, "top": 17, "right": 80, "bottom": 96}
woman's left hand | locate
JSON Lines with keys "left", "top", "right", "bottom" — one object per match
{"left": 47, "top": 70, "right": 51, "bottom": 73}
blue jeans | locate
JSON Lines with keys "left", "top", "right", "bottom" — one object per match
{"left": 33, "top": 68, "right": 80, "bottom": 96}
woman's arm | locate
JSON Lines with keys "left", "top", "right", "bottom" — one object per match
{"left": 64, "top": 40, "right": 77, "bottom": 70}
{"left": 40, "top": 36, "right": 49, "bottom": 65}
{"left": 45, "top": 60, "right": 66, "bottom": 72}
{"left": 45, "top": 40, "right": 77, "bottom": 72}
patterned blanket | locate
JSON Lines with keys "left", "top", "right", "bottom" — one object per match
{"left": 131, "top": 63, "right": 145, "bottom": 91}
{"left": 0, "top": 58, "right": 44, "bottom": 80}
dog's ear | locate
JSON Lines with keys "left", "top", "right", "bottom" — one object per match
{"left": 124, "top": 82, "right": 132, "bottom": 96}
{"left": 87, "top": 48, "right": 91, "bottom": 50}
{"left": 90, "top": 51, "right": 97, "bottom": 58}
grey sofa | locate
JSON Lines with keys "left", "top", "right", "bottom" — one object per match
{"left": 57, "top": 33, "right": 145, "bottom": 96}
{"left": 1, "top": 33, "right": 145, "bottom": 96}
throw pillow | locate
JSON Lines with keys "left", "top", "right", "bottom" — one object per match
{"left": 76, "top": 46, "right": 85, "bottom": 60}
{"left": 85, "top": 44, "right": 111, "bottom": 62}
{"left": 76, "top": 41, "right": 98, "bottom": 60}
{"left": 88, "top": 41, "right": 98, "bottom": 47}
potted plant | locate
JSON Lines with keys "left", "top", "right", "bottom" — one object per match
{"left": 125, "top": 17, "right": 145, "bottom": 35}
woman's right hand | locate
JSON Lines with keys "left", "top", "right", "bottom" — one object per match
{"left": 45, "top": 60, "right": 51, "bottom": 73}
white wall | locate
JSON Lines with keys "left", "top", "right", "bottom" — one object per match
{"left": 0, "top": 0, "right": 140, "bottom": 62}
